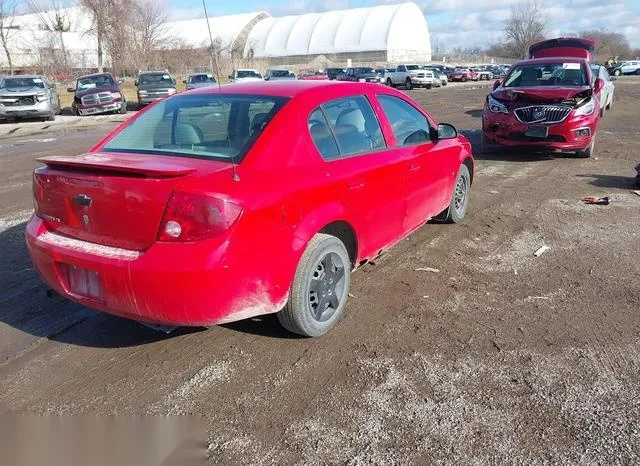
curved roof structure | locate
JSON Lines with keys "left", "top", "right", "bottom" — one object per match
{"left": 168, "top": 11, "right": 270, "bottom": 50}
{"left": 243, "top": 2, "right": 430, "bottom": 60}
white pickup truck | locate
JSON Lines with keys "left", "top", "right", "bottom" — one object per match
{"left": 384, "top": 64, "right": 437, "bottom": 90}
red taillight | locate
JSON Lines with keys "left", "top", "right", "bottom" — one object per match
{"left": 157, "top": 192, "right": 242, "bottom": 242}
{"left": 32, "top": 171, "right": 43, "bottom": 215}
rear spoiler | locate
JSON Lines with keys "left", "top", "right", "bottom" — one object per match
{"left": 528, "top": 38, "right": 596, "bottom": 61}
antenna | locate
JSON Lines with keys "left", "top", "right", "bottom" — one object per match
{"left": 202, "top": 0, "right": 240, "bottom": 182}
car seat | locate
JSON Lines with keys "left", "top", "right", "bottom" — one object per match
{"left": 173, "top": 123, "right": 203, "bottom": 146}
{"left": 309, "top": 121, "right": 339, "bottom": 159}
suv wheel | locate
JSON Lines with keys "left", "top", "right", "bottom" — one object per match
{"left": 614, "top": 69, "right": 621, "bottom": 76}
{"left": 576, "top": 136, "right": 595, "bottom": 158}
{"left": 278, "top": 234, "right": 351, "bottom": 337}
{"left": 405, "top": 78, "right": 412, "bottom": 90}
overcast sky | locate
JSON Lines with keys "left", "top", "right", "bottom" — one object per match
{"left": 166, "top": 0, "right": 640, "bottom": 50}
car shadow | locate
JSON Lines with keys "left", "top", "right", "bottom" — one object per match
{"left": 464, "top": 109, "right": 483, "bottom": 118}
{"left": 0, "top": 221, "right": 201, "bottom": 349}
{"left": 221, "top": 314, "right": 305, "bottom": 340}
{"left": 576, "top": 174, "right": 639, "bottom": 189}
{"left": 460, "top": 129, "right": 569, "bottom": 162}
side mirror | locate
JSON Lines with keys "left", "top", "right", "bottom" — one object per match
{"left": 492, "top": 79, "right": 501, "bottom": 91}
{"left": 437, "top": 123, "right": 458, "bottom": 140}
{"left": 594, "top": 78, "right": 604, "bottom": 93}
{"left": 134, "top": 80, "right": 138, "bottom": 86}
{"left": 228, "top": 75, "right": 233, "bottom": 80}
{"left": 66, "top": 87, "right": 75, "bottom": 93}
{"left": 117, "top": 79, "right": 124, "bottom": 85}
{"left": 182, "top": 79, "right": 187, "bottom": 84}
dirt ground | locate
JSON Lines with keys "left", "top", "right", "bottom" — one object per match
{"left": 0, "top": 79, "right": 639, "bottom": 465}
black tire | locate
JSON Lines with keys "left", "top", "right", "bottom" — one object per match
{"left": 461, "top": 76, "right": 467, "bottom": 82}
{"left": 575, "top": 136, "right": 595, "bottom": 158}
{"left": 405, "top": 78, "right": 412, "bottom": 90}
{"left": 72, "top": 104, "right": 80, "bottom": 116}
{"left": 46, "top": 112, "right": 55, "bottom": 121}
{"left": 426, "top": 84, "right": 432, "bottom": 90}
{"left": 436, "top": 164, "right": 471, "bottom": 223}
{"left": 386, "top": 78, "right": 393, "bottom": 87}
{"left": 636, "top": 69, "right": 640, "bottom": 76}
{"left": 278, "top": 234, "right": 351, "bottom": 337}
{"left": 119, "top": 101, "right": 127, "bottom": 114}
{"left": 606, "top": 95, "right": 613, "bottom": 110}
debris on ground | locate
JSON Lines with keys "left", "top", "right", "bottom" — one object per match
{"left": 348, "top": 293, "right": 356, "bottom": 298}
{"left": 527, "top": 296, "right": 550, "bottom": 300}
{"left": 533, "top": 245, "right": 550, "bottom": 257}
{"left": 632, "top": 190, "right": 640, "bottom": 197}
{"left": 414, "top": 267, "right": 440, "bottom": 273}
{"left": 582, "top": 195, "right": 610, "bottom": 205}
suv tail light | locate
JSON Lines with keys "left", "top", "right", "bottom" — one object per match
{"left": 157, "top": 192, "right": 242, "bottom": 242}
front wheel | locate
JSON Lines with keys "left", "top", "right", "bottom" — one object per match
{"left": 405, "top": 78, "right": 412, "bottom": 90}
{"left": 386, "top": 78, "right": 393, "bottom": 87}
{"left": 278, "top": 234, "right": 351, "bottom": 337}
{"left": 119, "top": 101, "right": 127, "bottom": 114}
{"left": 461, "top": 76, "right": 467, "bottom": 82}
{"left": 575, "top": 136, "right": 595, "bottom": 158}
{"left": 436, "top": 164, "right": 471, "bottom": 223}
{"left": 614, "top": 69, "right": 621, "bottom": 76}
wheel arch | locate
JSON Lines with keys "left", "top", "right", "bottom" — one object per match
{"left": 462, "top": 156, "right": 475, "bottom": 184}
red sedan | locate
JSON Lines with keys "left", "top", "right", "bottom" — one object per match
{"left": 450, "top": 68, "right": 479, "bottom": 82}
{"left": 26, "top": 81, "right": 474, "bottom": 337}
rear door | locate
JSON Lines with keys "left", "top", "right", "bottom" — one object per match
{"left": 307, "top": 96, "right": 407, "bottom": 259}
{"left": 375, "top": 94, "right": 458, "bottom": 231}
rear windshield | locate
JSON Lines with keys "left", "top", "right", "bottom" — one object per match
{"left": 504, "top": 62, "right": 588, "bottom": 87}
{"left": 269, "top": 70, "right": 294, "bottom": 77}
{"left": 188, "top": 74, "right": 215, "bottom": 83}
{"left": 77, "top": 74, "right": 115, "bottom": 90}
{"left": 237, "top": 70, "right": 262, "bottom": 79}
{"left": 139, "top": 73, "right": 174, "bottom": 86}
{"left": 2, "top": 77, "right": 46, "bottom": 89}
{"left": 102, "top": 93, "right": 289, "bottom": 162}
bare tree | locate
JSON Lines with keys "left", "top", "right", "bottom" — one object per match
{"left": 504, "top": 0, "right": 548, "bottom": 59}
{"left": 130, "top": 0, "right": 168, "bottom": 70}
{"left": 575, "top": 30, "right": 632, "bottom": 62}
{"left": 27, "top": 0, "right": 72, "bottom": 69}
{"left": 0, "top": 0, "right": 18, "bottom": 73}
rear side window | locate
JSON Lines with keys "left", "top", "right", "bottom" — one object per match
{"left": 308, "top": 108, "right": 340, "bottom": 160}
{"left": 320, "top": 96, "right": 385, "bottom": 156}
{"left": 377, "top": 95, "right": 432, "bottom": 146}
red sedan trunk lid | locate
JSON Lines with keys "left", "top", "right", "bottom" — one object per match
{"left": 33, "top": 152, "right": 231, "bottom": 251}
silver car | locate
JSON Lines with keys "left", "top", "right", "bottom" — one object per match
{"left": 184, "top": 73, "right": 217, "bottom": 90}
{"left": 590, "top": 64, "right": 616, "bottom": 117}
{"left": 0, "top": 75, "right": 61, "bottom": 121}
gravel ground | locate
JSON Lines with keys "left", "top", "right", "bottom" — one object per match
{"left": 0, "top": 77, "right": 638, "bottom": 465}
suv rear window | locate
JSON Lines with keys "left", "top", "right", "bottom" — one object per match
{"left": 102, "top": 93, "right": 289, "bottom": 162}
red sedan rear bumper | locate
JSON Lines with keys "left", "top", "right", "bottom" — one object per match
{"left": 482, "top": 105, "right": 599, "bottom": 151}
{"left": 25, "top": 215, "right": 299, "bottom": 326}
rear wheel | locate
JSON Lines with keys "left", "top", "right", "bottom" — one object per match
{"left": 278, "top": 234, "right": 351, "bottom": 337}
{"left": 614, "top": 69, "right": 621, "bottom": 76}
{"left": 436, "top": 164, "right": 471, "bottom": 223}
{"left": 576, "top": 136, "right": 595, "bottom": 158}
{"left": 405, "top": 78, "right": 412, "bottom": 90}
{"left": 636, "top": 69, "right": 640, "bottom": 76}
{"left": 461, "top": 76, "right": 467, "bottom": 82}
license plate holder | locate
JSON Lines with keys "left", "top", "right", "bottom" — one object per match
{"left": 525, "top": 126, "right": 548, "bottom": 138}
{"left": 61, "top": 264, "right": 104, "bottom": 300}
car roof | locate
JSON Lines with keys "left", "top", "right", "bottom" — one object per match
{"left": 190, "top": 80, "right": 365, "bottom": 98}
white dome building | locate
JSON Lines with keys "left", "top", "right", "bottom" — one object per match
{"left": 243, "top": 2, "right": 431, "bottom": 64}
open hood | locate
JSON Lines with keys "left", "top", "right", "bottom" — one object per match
{"left": 528, "top": 38, "right": 596, "bottom": 61}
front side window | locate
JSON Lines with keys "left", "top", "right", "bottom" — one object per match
{"left": 237, "top": 70, "right": 262, "bottom": 79}
{"left": 102, "top": 93, "right": 288, "bottom": 162}
{"left": 189, "top": 74, "right": 215, "bottom": 83}
{"left": 377, "top": 95, "right": 432, "bottom": 146}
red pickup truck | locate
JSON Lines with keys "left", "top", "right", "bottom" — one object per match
{"left": 482, "top": 38, "right": 602, "bottom": 158}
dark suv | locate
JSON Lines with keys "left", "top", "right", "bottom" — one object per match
{"left": 68, "top": 72, "right": 126, "bottom": 116}
{"left": 135, "top": 71, "right": 177, "bottom": 107}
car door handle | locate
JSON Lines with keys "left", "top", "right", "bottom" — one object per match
{"left": 347, "top": 181, "right": 365, "bottom": 190}
{"left": 409, "top": 164, "right": 421, "bottom": 172}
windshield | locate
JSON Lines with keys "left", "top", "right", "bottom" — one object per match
{"left": 406, "top": 65, "right": 421, "bottom": 71}
{"left": 2, "top": 77, "right": 46, "bottom": 89}
{"left": 237, "top": 70, "right": 262, "bottom": 79}
{"left": 76, "top": 74, "right": 115, "bottom": 90}
{"left": 188, "top": 74, "right": 215, "bottom": 83}
{"left": 139, "top": 73, "right": 174, "bottom": 86}
{"left": 269, "top": 70, "right": 294, "bottom": 77}
{"left": 354, "top": 67, "right": 375, "bottom": 74}
{"left": 102, "top": 93, "right": 289, "bottom": 162}
{"left": 503, "top": 62, "right": 588, "bottom": 87}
